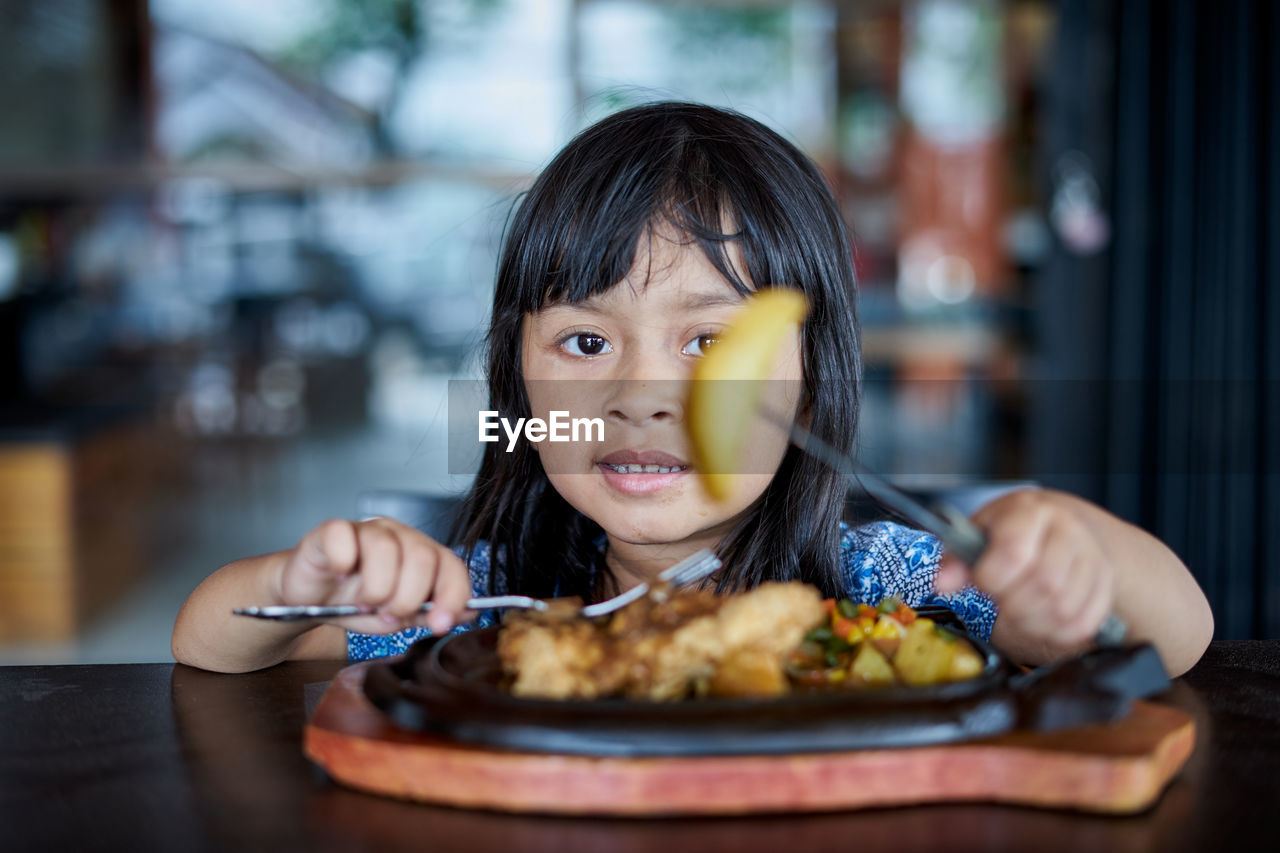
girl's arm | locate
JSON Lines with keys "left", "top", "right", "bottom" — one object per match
{"left": 936, "top": 488, "right": 1214, "bottom": 677}
{"left": 171, "top": 518, "right": 475, "bottom": 673}
{"left": 171, "top": 549, "right": 344, "bottom": 673}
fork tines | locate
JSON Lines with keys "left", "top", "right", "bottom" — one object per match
{"left": 662, "top": 550, "right": 721, "bottom": 586}
{"left": 580, "top": 549, "right": 721, "bottom": 618}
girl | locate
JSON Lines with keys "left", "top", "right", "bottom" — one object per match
{"left": 172, "top": 103, "right": 1213, "bottom": 677}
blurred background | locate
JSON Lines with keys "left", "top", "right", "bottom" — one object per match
{"left": 1, "top": 0, "right": 1275, "bottom": 663}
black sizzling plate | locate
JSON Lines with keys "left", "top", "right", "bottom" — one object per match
{"left": 362, "top": 609, "right": 1172, "bottom": 758}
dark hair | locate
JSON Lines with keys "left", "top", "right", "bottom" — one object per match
{"left": 452, "top": 102, "right": 861, "bottom": 599}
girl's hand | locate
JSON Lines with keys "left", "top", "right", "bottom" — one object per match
{"left": 274, "top": 517, "right": 474, "bottom": 636}
{"left": 934, "top": 489, "right": 1115, "bottom": 664}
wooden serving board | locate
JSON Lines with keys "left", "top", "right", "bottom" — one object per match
{"left": 304, "top": 662, "right": 1195, "bottom": 816}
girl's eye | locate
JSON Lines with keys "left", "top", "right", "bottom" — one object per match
{"left": 560, "top": 332, "right": 612, "bottom": 357}
{"left": 682, "top": 333, "right": 720, "bottom": 357}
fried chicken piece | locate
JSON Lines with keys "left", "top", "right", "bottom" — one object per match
{"left": 707, "top": 645, "right": 792, "bottom": 698}
{"left": 714, "top": 581, "right": 826, "bottom": 657}
{"left": 498, "top": 604, "right": 627, "bottom": 700}
{"left": 607, "top": 585, "right": 725, "bottom": 700}
{"left": 613, "top": 582, "right": 823, "bottom": 700}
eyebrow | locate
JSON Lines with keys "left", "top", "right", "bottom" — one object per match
{"left": 541, "top": 290, "right": 746, "bottom": 316}
{"left": 676, "top": 292, "right": 747, "bottom": 310}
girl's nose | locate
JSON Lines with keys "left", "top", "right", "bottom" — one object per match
{"left": 603, "top": 348, "right": 688, "bottom": 425}
{"left": 605, "top": 378, "right": 686, "bottom": 426}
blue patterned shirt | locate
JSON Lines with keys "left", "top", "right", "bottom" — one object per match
{"left": 346, "top": 520, "right": 997, "bottom": 661}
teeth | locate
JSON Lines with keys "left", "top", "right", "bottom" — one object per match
{"left": 605, "top": 463, "right": 686, "bottom": 474}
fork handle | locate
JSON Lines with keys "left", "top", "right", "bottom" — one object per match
{"left": 232, "top": 595, "right": 547, "bottom": 621}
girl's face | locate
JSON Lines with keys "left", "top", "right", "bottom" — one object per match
{"left": 520, "top": 230, "right": 805, "bottom": 561}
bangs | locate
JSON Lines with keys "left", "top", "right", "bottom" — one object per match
{"left": 498, "top": 104, "right": 833, "bottom": 314}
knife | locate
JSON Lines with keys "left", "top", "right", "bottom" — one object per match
{"left": 761, "top": 408, "right": 1128, "bottom": 648}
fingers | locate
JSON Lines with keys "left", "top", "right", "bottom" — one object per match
{"left": 314, "top": 519, "right": 361, "bottom": 574}
{"left": 351, "top": 519, "right": 404, "bottom": 609}
{"left": 968, "top": 498, "right": 1051, "bottom": 600}
{"left": 1059, "top": 558, "right": 1113, "bottom": 647}
{"left": 1050, "top": 551, "right": 1093, "bottom": 628}
{"left": 279, "top": 520, "right": 360, "bottom": 604}
{"left": 935, "top": 495, "right": 1048, "bottom": 597}
{"left": 422, "top": 549, "right": 475, "bottom": 635}
{"left": 373, "top": 526, "right": 432, "bottom": 626}
{"left": 283, "top": 516, "right": 475, "bottom": 636}
{"left": 372, "top": 525, "right": 474, "bottom": 633}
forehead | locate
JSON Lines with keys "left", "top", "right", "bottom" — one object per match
{"left": 546, "top": 228, "right": 752, "bottom": 315}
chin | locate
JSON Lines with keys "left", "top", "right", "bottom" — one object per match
{"left": 604, "top": 520, "right": 692, "bottom": 545}
{"left": 594, "top": 509, "right": 706, "bottom": 546}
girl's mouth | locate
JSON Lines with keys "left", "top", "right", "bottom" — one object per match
{"left": 596, "top": 450, "right": 690, "bottom": 495}
{"left": 597, "top": 463, "right": 690, "bottom": 494}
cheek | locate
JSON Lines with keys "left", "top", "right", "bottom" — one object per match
{"left": 535, "top": 437, "right": 588, "bottom": 475}
{"left": 732, "top": 336, "right": 802, "bottom": 485}
{"left": 543, "top": 470, "right": 590, "bottom": 511}
{"left": 696, "top": 472, "right": 778, "bottom": 515}
{"left": 525, "top": 379, "right": 602, "bottom": 422}
{"left": 757, "top": 329, "right": 807, "bottom": 422}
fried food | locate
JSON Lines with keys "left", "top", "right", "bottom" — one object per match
{"left": 497, "top": 585, "right": 986, "bottom": 701}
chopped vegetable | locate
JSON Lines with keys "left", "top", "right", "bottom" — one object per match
{"left": 895, "top": 619, "right": 959, "bottom": 686}
{"left": 849, "top": 643, "right": 896, "bottom": 686}
{"left": 805, "top": 625, "right": 834, "bottom": 644}
{"left": 869, "top": 614, "right": 907, "bottom": 657}
{"left": 789, "top": 598, "right": 984, "bottom": 691}
{"left": 949, "top": 644, "right": 985, "bottom": 680}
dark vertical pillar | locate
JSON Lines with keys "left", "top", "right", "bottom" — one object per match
{"left": 1031, "top": 0, "right": 1117, "bottom": 506}
{"left": 1041, "top": 0, "right": 1279, "bottom": 638}
{"left": 1258, "top": 0, "right": 1280, "bottom": 638}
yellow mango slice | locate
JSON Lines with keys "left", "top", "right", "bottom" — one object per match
{"left": 687, "top": 288, "right": 809, "bottom": 500}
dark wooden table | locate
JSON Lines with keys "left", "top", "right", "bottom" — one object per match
{"left": 4, "top": 642, "right": 1278, "bottom": 852}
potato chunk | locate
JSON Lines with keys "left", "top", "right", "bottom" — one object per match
{"left": 708, "top": 646, "right": 790, "bottom": 698}
{"left": 849, "top": 643, "right": 896, "bottom": 686}
{"left": 893, "top": 619, "right": 958, "bottom": 687}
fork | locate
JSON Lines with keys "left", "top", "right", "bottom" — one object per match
{"left": 232, "top": 548, "right": 721, "bottom": 622}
